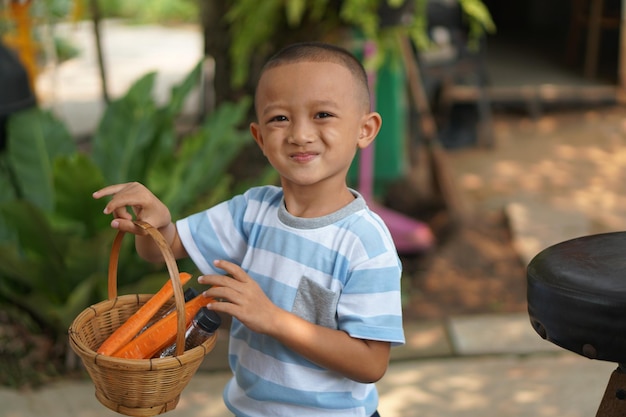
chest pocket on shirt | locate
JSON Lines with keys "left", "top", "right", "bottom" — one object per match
{"left": 292, "top": 276, "right": 339, "bottom": 329}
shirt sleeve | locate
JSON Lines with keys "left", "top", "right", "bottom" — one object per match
{"left": 336, "top": 213, "right": 405, "bottom": 346}
{"left": 176, "top": 195, "right": 249, "bottom": 275}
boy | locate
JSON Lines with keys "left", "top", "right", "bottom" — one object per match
{"left": 94, "top": 42, "right": 405, "bottom": 416}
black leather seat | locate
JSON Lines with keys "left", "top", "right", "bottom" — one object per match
{"left": 527, "top": 232, "right": 626, "bottom": 363}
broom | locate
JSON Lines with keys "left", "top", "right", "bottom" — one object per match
{"left": 397, "top": 33, "right": 466, "bottom": 224}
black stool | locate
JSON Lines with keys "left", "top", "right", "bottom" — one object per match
{"left": 527, "top": 232, "right": 626, "bottom": 416}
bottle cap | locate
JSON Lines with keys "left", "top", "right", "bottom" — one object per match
{"left": 184, "top": 287, "right": 199, "bottom": 301}
{"left": 195, "top": 307, "right": 221, "bottom": 332}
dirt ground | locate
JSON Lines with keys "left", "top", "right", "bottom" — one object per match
{"left": 392, "top": 104, "right": 626, "bottom": 321}
{"left": 386, "top": 177, "right": 529, "bottom": 321}
{"left": 398, "top": 208, "right": 527, "bottom": 320}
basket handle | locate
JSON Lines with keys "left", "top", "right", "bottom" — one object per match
{"left": 107, "top": 220, "right": 186, "bottom": 357}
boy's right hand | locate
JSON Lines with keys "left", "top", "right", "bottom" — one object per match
{"left": 93, "top": 182, "right": 172, "bottom": 235}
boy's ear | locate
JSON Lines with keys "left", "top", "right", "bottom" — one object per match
{"left": 357, "top": 111, "right": 382, "bottom": 149}
{"left": 250, "top": 122, "right": 265, "bottom": 153}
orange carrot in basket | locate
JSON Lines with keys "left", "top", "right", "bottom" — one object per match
{"left": 97, "top": 272, "right": 193, "bottom": 356}
{"left": 112, "top": 293, "right": 214, "bottom": 359}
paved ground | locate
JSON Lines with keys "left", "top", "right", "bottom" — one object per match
{"left": 1, "top": 314, "right": 617, "bottom": 417}
{"left": 448, "top": 106, "right": 626, "bottom": 266}
{"left": 5, "top": 20, "right": 626, "bottom": 417}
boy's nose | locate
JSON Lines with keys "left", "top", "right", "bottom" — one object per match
{"left": 288, "top": 121, "right": 315, "bottom": 145}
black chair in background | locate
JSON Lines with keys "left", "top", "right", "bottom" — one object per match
{"left": 415, "top": 0, "right": 494, "bottom": 149}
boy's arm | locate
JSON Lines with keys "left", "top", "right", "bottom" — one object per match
{"left": 200, "top": 260, "right": 393, "bottom": 383}
{"left": 265, "top": 309, "right": 391, "bottom": 383}
{"left": 135, "top": 222, "right": 189, "bottom": 262}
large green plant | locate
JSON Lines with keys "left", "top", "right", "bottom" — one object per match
{"left": 0, "top": 60, "right": 268, "bottom": 370}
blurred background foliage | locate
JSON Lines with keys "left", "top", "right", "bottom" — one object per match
{"left": 1, "top": 0, "right": 494, "bottom": 106}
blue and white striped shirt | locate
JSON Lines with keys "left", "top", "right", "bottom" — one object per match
{"left": 177, "top": 186, "right": 405, "bottom": 416}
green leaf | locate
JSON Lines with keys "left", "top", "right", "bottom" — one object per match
{"left": 119, "top": 271, "right": 174, "bottom": 297}
{"left": 156, "top": 98, "right": 251, "bottom": 216}
{"left": 0, "top": 159, "right": 16, "bottom": 242}
{"left": 309, "top": 0, "right": 330, "bottom": 20}
{"left": 459, "top": 0, "right": 496, "bottom": 33}
{"left": 0, "top": 243, "right": 38, "bottom": 291}
{"left": 165, "top": 59, "right": 203, "bottom": 119}
{"left": 53, "top": 154, "right": 109, "bottom": 237}
{"left": 340, "top": 0, "right": 380, "bottom": 40}
{"left": 182, "top": 174, "right": 235, "bottom": 215}
{"left": 6, "top": 108, "right": 76, "bottom": 212}
{"left": 92, "top": 72, "right": 159, "bottom": 184}
{"left": 0, "top": 201, "right": 67, "bottom": 297}
{"left": 0, "top": 220, "right": 114, "bottom": 334}
{"left": 285, "top": 0, "right": 306, "bottom": 26}
{"left": 0, "top": 156, "right": 16, "bottom": 204}
{"left": 227, "top": 0, "right": 283, "bottom": 87}
{"left": 0, "top": 200, "right": 65, "bottom": 271}
{"left": 58, "top": 275, "right": 100, "bottom": 329}
{"left": 145, "top": 61, "right": 206, "bottom": 182}
{"left": 63, "top": 231, "right": 114, "bottom": 287}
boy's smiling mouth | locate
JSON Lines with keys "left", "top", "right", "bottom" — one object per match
{"left": 290, "top": 151, "right": 319, "bottom": 162}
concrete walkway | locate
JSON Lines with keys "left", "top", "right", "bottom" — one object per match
{"left": 1, "top": 313, "right": 616, "bottom": 417}
{"left": 2, "top": 354, "right": 615, "bottom": 417}
{"left": 4, "top": 20, "right": 622, "bottom": 417}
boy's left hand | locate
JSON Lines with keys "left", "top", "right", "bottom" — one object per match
{"left": 198, "top": 260, "right": 280, "bottom": 334}
{"left": 201, "top": 262, "right": 390, "bottom": 383}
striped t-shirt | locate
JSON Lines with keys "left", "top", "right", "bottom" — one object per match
{"left": 176, "top": 185, "right": 405, "bottom": 416}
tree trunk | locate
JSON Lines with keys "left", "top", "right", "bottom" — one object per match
{"left": 199, "top": 0, "right": 238, "bottom": 109}
{"left": 89, "top": 0, "right": 109, "bottom": 104}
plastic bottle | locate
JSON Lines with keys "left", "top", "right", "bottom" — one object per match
{"left": 138, "top": 287, "right": 199, "bottom": 335}
{"left": 158, "top": 306, "right": 221, "bottom": 358}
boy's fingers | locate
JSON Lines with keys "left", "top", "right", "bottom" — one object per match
{"left": 93, "top": 183, "right": 137, "bottom": 215}
{"left": 97, "top": 189, "right": 155, "bottom": 218}
{"left": 110, "top": 218, "right": 148, "bottom": 235}
{"left": 103, "top": 195, "right": 141, "bottom": 215}
{"left": 92, "top": 183, "right": 132, "bottom": 199}
{"left": 213, "top": 260, "right": 247, "bottom": 281}
{"left": 111, "top": 207, "right": 133, "bottom": 220}
{"left": 198, "top": 274, "right": 228, "bottom": 286}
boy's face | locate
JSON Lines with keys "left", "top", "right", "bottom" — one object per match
{"left": 251, "top": 61, "right": 381, "bottom": 193}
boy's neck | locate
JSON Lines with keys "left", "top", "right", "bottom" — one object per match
{"left": 282, "top": 184, "right": 356, "bottom": 218}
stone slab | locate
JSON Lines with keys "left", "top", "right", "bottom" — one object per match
{"left": 506, "top": 200, "right": 589, "bottom": 267}
{"left": 448, "top": 313, "right": 562, "bottom": 356}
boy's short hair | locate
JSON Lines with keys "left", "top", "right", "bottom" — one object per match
{"left": 258, "top": 42, "right": 371, "bottom": 110}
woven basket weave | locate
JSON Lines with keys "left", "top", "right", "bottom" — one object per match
{"left": 69, "top": 221, "right": 217, "bottom": 416}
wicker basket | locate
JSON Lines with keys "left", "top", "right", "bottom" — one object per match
{"left": 68, "top": 221, "right": 217, "bottom": 416}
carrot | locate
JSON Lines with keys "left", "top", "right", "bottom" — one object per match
{"left": 97, "top": 272, "right": 192, "bottom": 355}
{"left": 112, "top": 294, "right": 213, "bottom": 359}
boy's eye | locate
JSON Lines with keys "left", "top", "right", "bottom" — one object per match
{"left": 269, "top": 115, "right": 288, "bottom": 123}
{"left": 315, "top": 112, "right": 332, "bottom": 119}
